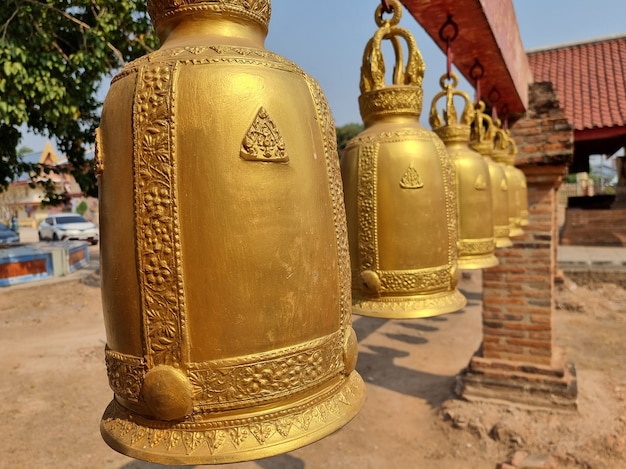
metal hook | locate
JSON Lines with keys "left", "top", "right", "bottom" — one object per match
{"left": 469, "top": 59, "right": 485, "bottom": 82}
{"left": 488, "top": 87, "right": 501, "bottom": 104}
{"left": 439, "top": 15, "right": 458, "bottom": 79}
{"left": 438, "top": 15, "right": 459, "bottom": 43}
{"left": 381, "top": 0, "right": 392, "bottom": 13}
{"left": 469, "top": 59, "right": 485, "bottom": 103}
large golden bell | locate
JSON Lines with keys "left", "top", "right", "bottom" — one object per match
{"left": 340, "top": 0, "right": 466, "bottom": 319}
{"left": 493, "top": 122, "right": 525, "bottom": 237}
{"left": 96, "top": 0, "right": 365, "bottom": 464}
{"left": 429, "top": 73, "right": 498, "bottom": 270}
{"left": 469, "top": 101, "right": 513, "bottom": 248}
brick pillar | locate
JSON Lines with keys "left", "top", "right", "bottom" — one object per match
{"left": 458, "top": 82, "right": 578, "bottom": 410}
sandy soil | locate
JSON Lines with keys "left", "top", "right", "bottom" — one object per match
{"left": 0, "top": 250, "right": 625, "bottom": 469}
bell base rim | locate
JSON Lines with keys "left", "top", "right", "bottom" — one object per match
{"left": 495, "top": 237, "right": 513, "bottom": 248}
{"left": 458, "top": 254, "right": 500, "bottom": 270}
{"left": 509, "top": 227, "right": 525, "bottom": 237}
{"left": 100, "top": 372, "right": 366, "bottom": 465}
{"left": 351, "top": 289, "right": 467, "bottom": 319}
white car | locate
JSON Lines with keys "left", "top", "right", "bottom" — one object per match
{"left": 38, "top": 213, "right": 99, "bottom": 245}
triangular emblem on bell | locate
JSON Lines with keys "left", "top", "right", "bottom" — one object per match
{"left": 429, "top": 73, "right": 498, "bottom": 269}
{"left": 470, "top": 101, "right": 513, "bottom": 248}
{"left": 96, "top": 0, "right": 365, "bottom": 464}
{"left": 340, "top": 0, "right": 466, "bottom": 319}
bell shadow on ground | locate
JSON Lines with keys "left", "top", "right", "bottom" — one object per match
{"left": 355, "top": 345, "right": 455, "bottom": 408}
{"left": 459, "top": 288, "right": 483, "bottom": 302}
{"left": 118, "top": 453, "right": 306, "bottom": 469}
{"left": 384, "top": 332, "right": 428, "bottom": 345}
{"left": 121, "top": 462, "right": 192, "bottom": 468}
{"left": 351, "top": 316, "right": 389, "bottom": 342}
{"left": 257, "top": 453, "right": 306, "bottom": 469}
{"left": 396, "top": 321, "right": 440, "bottom": 333}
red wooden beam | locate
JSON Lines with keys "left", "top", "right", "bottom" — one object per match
{"left": 402, "top": 0, "right": 532, "bottom": 116}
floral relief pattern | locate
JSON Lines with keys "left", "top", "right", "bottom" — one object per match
{"left": 105, "top": 347, "right": 146, "bottom": 401}
{"left": 189, "top": 334, "right": 343, "bottom": 412}
{"left": 106, "top": 333, "right": 343, "bottom": 414}
{"left": 458, "top": 238, "right": 497, "bottom": 256}
{"left": 147, "top": 0, "right": 272, "bottom": 32}
{"left": 356, "top": 145, "right": 379, "bottom": 272}
{"left": 101, "top": 373, "right": 362, "bottom": 458}
{"left": 134, "top": 63, "right": 186, "bottom": 368}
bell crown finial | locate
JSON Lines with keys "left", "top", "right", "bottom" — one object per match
{"left": 358, "top": 0, "right": 426, "bottom": 123}
{"left": 429, "top": 72, "right": 475, "bottom": 142}
{"left": 470, "top": 100, "right": 497, "bottom": 156}
{"left": 147, "top": 0, "right": 271, "bottom": 33}
{"left": 492, "top": 119, "right": 516, "bottom": 165}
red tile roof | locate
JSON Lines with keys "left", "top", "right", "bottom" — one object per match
{"left": 528, "top": 34, "right": 626, "bottom": 132}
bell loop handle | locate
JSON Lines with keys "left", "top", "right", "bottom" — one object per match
{"left": 429, "top": 71, "right": 474, "bottom": 130}
{"left": 361, "top": 0, "right": 425, "bottom": 94}
{"left": 439, "top": 72, "right": 459, "bottom": 90}
{"left": 376, "top": 0, "right": 402, "bottom": 26}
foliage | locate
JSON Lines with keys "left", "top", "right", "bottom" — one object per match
{"left": 75, "top": 199, "right": 88, "bottom": 215}
{"left": 0, "top": 0, "right": 158, "bottom": 200}
{"left": 336, "top": 123, "right": 364, "bottom": 151}
{"left": 564, "top": 173, "right": 577, "bottom": 184}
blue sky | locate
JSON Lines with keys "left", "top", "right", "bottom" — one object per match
{"left": 22, "top": 0, "right": 626, "bottom": 152}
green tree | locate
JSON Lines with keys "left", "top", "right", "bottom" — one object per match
{"left": 0, "top": 0, "right": 158, "bottom": 202}
{"left": 75, "top": 199, "right": 88, "bottom": 216}
{"left": 336, "top": 123, "right": 363, "bottom": 151}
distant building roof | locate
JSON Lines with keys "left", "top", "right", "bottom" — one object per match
{"left": 16, "top": 141, "right": 69, "bottom": 183}
{"left": 528, "top": 34, "right": 626, "bottom": 133}
{"left": 528, "top": 34, "right": 626, "bottom": 166}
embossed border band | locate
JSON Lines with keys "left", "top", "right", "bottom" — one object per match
{"left": 352, "top": 130, "right": 458, "bottom": 296}
{"left": 106, "top": 332, "right": 343, "bottom": 413}
{"left": 133, "top": 62, "right": 187, "bottom": 369}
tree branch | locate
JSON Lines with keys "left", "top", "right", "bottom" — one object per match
{"left": 21, "top": 0, "right": 127, "bottom": 67}
{"left": 1, "top": 7, "right": 21, "bottom": 41}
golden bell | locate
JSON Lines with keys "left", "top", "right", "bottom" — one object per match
{"left": 429, "top": 73, "right": 498, "bottom": 270}
{"left": 492, "top": 122, "right": 525, "bottom": 237}
{"left": 510, "top": 138, "right": 529, "bottom": 226}
{"left": 506, "top": 135, "right": 528, "bottom": 227}
{"left": 96, "top": 0, "right": 365, "bottom": 464}
{"left": 469, "top": 101, "right": 513, "bottom": 248}
{"left": 340, "top": 0, "right": 466, "bottom": 319}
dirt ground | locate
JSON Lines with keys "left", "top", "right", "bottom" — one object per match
{"left": 1, "top": 248, "right": 625, "bottom": 469}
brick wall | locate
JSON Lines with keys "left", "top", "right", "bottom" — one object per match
{"left": 481, "top": 82, "right": 573, "bottom": 367}
{"left": 561, "top": 208, "right": 626, "bottom": 246}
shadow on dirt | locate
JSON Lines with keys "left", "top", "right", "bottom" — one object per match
{"left": 117, "top": 452, "right": 306, "bottom": 469}
{"left": 356, "top": 345, "right": 455, "bottom": 408}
